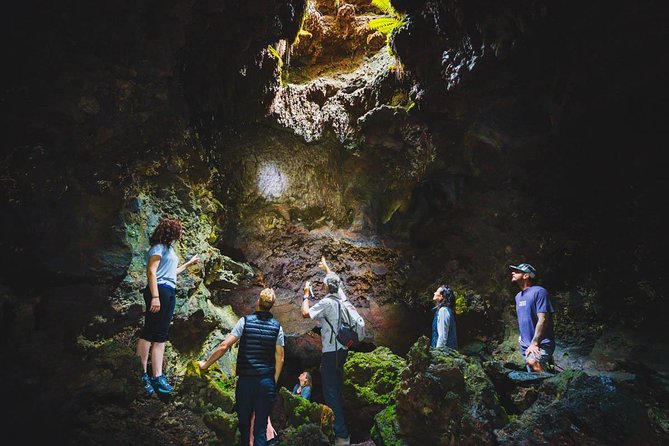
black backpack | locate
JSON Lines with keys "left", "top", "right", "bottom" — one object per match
{"left": 323, "top": 295, "right": 364, "bottom": 348}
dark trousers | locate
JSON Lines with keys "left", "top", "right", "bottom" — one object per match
{"left": 235, "top": 375, "right": 276, "bottom": 446}
{"left": 321, "top": 349, "right": 349, "bottom": 439}
{"left": 140, "top": 285, "right": 176, "bottom": 342}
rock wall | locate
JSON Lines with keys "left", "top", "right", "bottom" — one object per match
{"left": 387, "top": 0, "right": 669, "bottom": 324}
{"left": 0, "top": 0, "right": 305, "bottom": 443}
{"left": 1, "top": 0, "right": 668, "bottom": 444}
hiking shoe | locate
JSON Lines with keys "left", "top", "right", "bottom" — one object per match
{"left": 141, "top": 373, "right": 154, "bottom": 396}
{"left": 334, "top": 436, "right": 350, "bottom": 446}
{"left": 150, "top": 374, "right": 174, "bottom": 393}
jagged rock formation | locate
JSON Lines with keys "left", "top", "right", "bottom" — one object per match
{"left": 392, "top": 337, "right": 507, "bottom": 445}
{"left": 495, "top": 369, "right": 664, "bottom": 445}
{"left": 343, "top": 347, "right": 406, "bottom": 439}
{"left": 1, "top": 0, "right": 668, "bottom": 444}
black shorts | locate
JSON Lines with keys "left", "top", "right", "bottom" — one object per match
{"left": 140, "top": 285, "right": 176, "bottom": 342}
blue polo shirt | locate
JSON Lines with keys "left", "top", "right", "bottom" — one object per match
{"left": 515, "top": 285, "right": 555, "bottom": 350}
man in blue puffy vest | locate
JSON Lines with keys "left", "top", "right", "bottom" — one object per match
{"left": 510, "top": 263, "right": 555, "bottom": 373}
{"left": 199, "top": 288, "right": 285, "bottom": 446}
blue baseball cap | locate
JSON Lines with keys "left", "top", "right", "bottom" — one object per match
{"left": 509, "top": 263, "right": 536, "bottom": 278}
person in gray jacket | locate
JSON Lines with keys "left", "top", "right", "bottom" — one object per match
{"left": 301, "top": 257, "right": 351, "bottom": 446}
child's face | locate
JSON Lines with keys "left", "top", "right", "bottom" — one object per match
{"left": 299, "top": 372, "right": 308, "bottom": 386}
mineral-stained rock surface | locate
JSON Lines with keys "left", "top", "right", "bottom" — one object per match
{"left": 1, "top": 0, "right": 668, "bottom": 444}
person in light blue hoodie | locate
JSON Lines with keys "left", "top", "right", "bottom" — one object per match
{"left": 431, "top": 285, "right": 458, "bottom": 351}
{"left": 136, "top": 217, "right": 199, "bottom": 395}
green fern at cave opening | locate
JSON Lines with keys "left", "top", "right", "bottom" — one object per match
{"left": 369, "top": 0, "right": 407, "bottom": 57}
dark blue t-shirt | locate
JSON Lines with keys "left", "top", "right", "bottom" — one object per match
{"left": 515, "top": 285, "right": 555, "bottom": 350}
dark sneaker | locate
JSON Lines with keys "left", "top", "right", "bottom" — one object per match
{"left": 141, "top": 373, "right": 155, "bottom": 396}
{"left": 150, "top": 374, "right": 174, "bottom": 394}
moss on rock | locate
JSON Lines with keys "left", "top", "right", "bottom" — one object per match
{"left": 394, "top": 336, "right": 507, "bottom": 445}
{"left": 202, "top": 408, "right": 239, "bottom": 444}
{"left": 278, "top": 387, "right": 334, "bottom": 440}
{"left": 178, "top": 360, "right": 236, "bottom": 414}
{"left": 176, "top": 360, "right": 239, "bottom": 443}
{"left": 492, "top": 318, "right": 525, "bottom": 369}
{"left": 370, "top": 405, "right": 406, "bottom": 446}
{"left": 75, "top": 334, "right": 144, "bottom": 402}
{"left": 341, "top": 346, "right": 406, "bottom": 440}
{"left": 542, "top": 368, "right": 584, "bottom": 398}
{"left": 196, "top": 327, "right": 239, "bottom": 377}
{"left": 343, "top": 346, "right": 406, "bottom": 407}
{"left": 278, "top": 423, "right": 330, "bottom": 446}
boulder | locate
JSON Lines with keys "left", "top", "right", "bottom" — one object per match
{"left": 495, "top": 369, "right": 666, "bottom": 445}
{"left": 392, "top": 336, "right": 507, "bottom": 445}
{"left": 343, "top": 347, "right": 406, "bottom": 437}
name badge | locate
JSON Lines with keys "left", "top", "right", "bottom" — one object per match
{"left": 518, "top": 300, "right": 527, "bottom": 307}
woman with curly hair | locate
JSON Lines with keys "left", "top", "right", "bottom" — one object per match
{"left": 136, "top": 217, "right": 199, "bottom": 395}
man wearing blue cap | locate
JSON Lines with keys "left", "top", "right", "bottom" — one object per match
{"left": 510, "top": 263, "right": 555, "bottom": 372}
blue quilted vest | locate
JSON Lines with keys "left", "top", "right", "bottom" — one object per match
{"left": 236, "top": 312, "right": 281, "bottom": 377}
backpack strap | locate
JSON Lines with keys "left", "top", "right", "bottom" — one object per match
{"left": 322, "top": 295, "right": 343, "bottom": 345}
{"left": 323, "top": 316, "right": 336, "bottom": 344}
